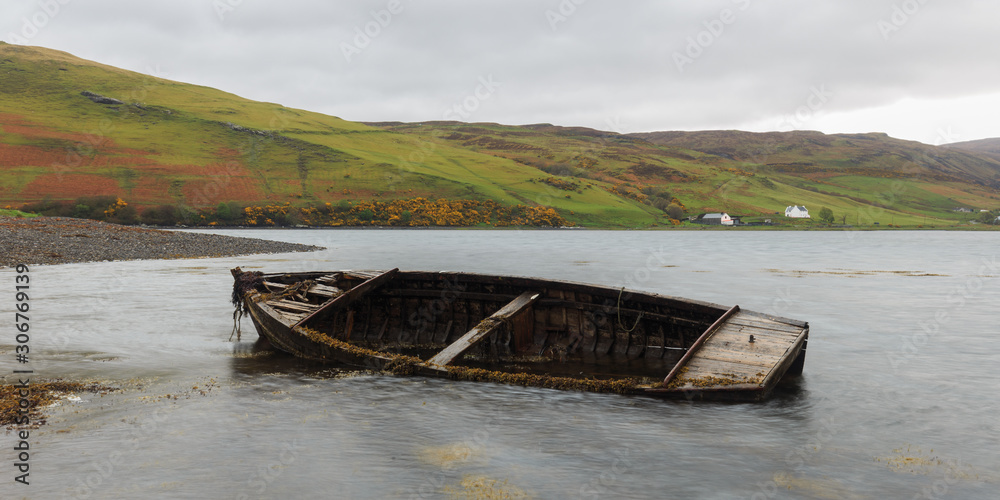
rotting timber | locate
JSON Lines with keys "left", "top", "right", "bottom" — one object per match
{"left": 230, "top": 268, "right": 809, "bottom": 402}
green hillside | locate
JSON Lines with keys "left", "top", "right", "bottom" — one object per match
{"left": 630, "top": 130, "right": 1000, "bottom": 225}
{"left": 370, "top": 122, "right": 1000, "bottom": 226}
{"left": 0, "top": 43, "right": 653, "bottom": 227}
{"left": 2, "top": 42, "right": 999, "bottom": 228}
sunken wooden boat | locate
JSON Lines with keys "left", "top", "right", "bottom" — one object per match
{"left": 231, "top": 268, "right": 808, "bottom": 401}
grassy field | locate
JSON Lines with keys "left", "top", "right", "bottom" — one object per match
{"left": 0, "top": 208, "right": 38, "bottom": 217}
{"left": 2, "top": 42, "right": 999, "bottom": 228}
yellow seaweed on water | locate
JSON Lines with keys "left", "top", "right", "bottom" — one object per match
{"left": 443, "top": 475, "right": 533, "bottom": 500}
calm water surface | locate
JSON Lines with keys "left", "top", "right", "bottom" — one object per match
{"left": 3, "top": 229, "right": 998, "bottom": 499}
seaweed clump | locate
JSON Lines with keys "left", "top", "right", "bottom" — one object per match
{"left": 295, "top": 326, "right": 423, "bottom": 375}
{"left": 2, "top": 381, "right": 115, "bottom": 429}
{"left": 230, "top": 267, "right": 264, "bottom": 340}
{"left": 665, "top": 367, "right": 766, "bottom": 389}
{"left": 443, "top": 366, "right": 647, "bottom": 395}
{"left": 295, "top": 326, "right": 651, "bottom": 394}
{"left": 231, "top": 267, "right": 264, "bottom": 311}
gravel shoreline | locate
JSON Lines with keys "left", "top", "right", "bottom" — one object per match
{"left": 0, "top": 216, "right": 322, "bottom": 267}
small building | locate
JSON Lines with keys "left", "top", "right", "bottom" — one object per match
{"left": 700, "top": 212, "right": 734, "bottom": 226}
{"left": 785, "top": 205, "right": 810, "bottom": 218}
{"left": 954, "top": 207, "right": 973, "bottom": 213}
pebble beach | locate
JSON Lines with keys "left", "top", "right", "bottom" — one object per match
{"left": 0, "top": 216, "right": 322, "bottom": 267}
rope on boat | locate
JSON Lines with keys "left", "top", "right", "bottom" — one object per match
{"left": 616, "top": 287, "right": 643, "bottom": 333}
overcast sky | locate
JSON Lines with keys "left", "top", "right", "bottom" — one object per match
{"left": 5, "top": 0, "right": 1000, "bottom": 144}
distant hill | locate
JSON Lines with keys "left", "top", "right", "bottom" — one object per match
{"left": 2, "top": 42, "right": 998, "bottom": 228}
{"left": 630, "top": 130, "right": 1000, "bottom": 188}
{"left": 943, "top": 137, "right": 1000, "bottom": 163}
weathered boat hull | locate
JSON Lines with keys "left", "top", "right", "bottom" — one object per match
{"left": 232, "top": 269, "right": 808, "bottom": 401}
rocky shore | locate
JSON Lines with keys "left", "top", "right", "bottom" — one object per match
{"left": 0, "top": 216, "right": 322, "bottom": 267}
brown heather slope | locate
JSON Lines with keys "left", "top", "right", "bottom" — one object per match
{"left": 630, "top": 130, "right": 1000, "bottom": 188}
{"left": 944, "top": 138, "right": 1000, "bottom": 163}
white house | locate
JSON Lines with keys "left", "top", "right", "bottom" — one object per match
{"left": 785, "top": 205, "right": 810, "bottom": 218}
{"left": 701, "top": 212, "right": 734, "bottom": 226}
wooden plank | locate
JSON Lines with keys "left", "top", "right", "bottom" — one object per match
{"left": 717, "top": 321, "right": 797, "bottom": 333}
{"left": 382, "top": 289, "right": 518, "bottom": 303}
{"left": 451, "top": 300, "right": 469, "bottom": 343}
{"left": 708, "top": 327, "right": 789, "bottom": 344}
{"left": 512, "top": 305, "right": 534, "bottom": 353}
{"left": 376, "top": 317, "right": 389, "bottom": 341}
{"left": 664, "top": 307, "right": 808, "bottom": 393}
{"left": 307, "top": 283, "right": 342, "bottom": 298}
{"left": 726, "top": 319, "right": 803, "bottom": 334}
{"left": 693, "top": 350, "right": 778, "bottom": 368}
{"left": 595, "top": 320, "right": 614, "bottom": 355}
{"left": 345, "top": 270, "right": 383, "bottom": 280}
{"left": 262, "top": 281, "right": 288, "bottom": 290}
{"left": 315, "top": 273, "right": 343, "bottom": 285}
{"left": 645, "top": 382, "right": 762, "bottom": 395}
{"left": 361, "top": 299, "right": 373, "bottom": 340}
{"left": 383, "top": 289, "right": 714, "bottom": 330}
{"left": 680, "top": 357, "right": 768, "bottom": 380}
{"left": 662, "top": 305, "right": 740, "bottom": 386}
{"left": 701, "top": 337, "right": 792, "bottom": 358}
{"left": 716, "top": 328, "right": 798, "bottom": 346}
{"left": 294, "top": 269, "right": 399, "bottom": 328}
{"left": 738, "top": 310, "right": 809, "bottom": 329}
{"left": 581, "top": 312, "right": 597, "bottom": 353}
{"left": 758, "top": 329, "right": 809, "bottom": 388}
{"left": 423, "top": 291, "right": 540, "bottom": 367}
{"left": 537, "top": 298, "right": 710, "bottom": 327}
{"left": 344, "top": 310, "right": 355, "bottom": 340}
{"left": 728, "top": 316, "right": 801, "bottom": 328}
{"left": 275, "top": 310, "right": 307, "bottom": 324}
{"left": 266, "top": 300, "right": 317, "bottom": 313}
{"left": 787, "top": 337, "right": 808, "bottom": 376}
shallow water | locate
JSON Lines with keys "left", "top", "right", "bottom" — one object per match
{"left": 3, "top": 229, "right": 999, "bottom": 499}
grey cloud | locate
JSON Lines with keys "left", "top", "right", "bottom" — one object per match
{"left": 6, "top": 0, "right": 1000, "bottom": 139}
